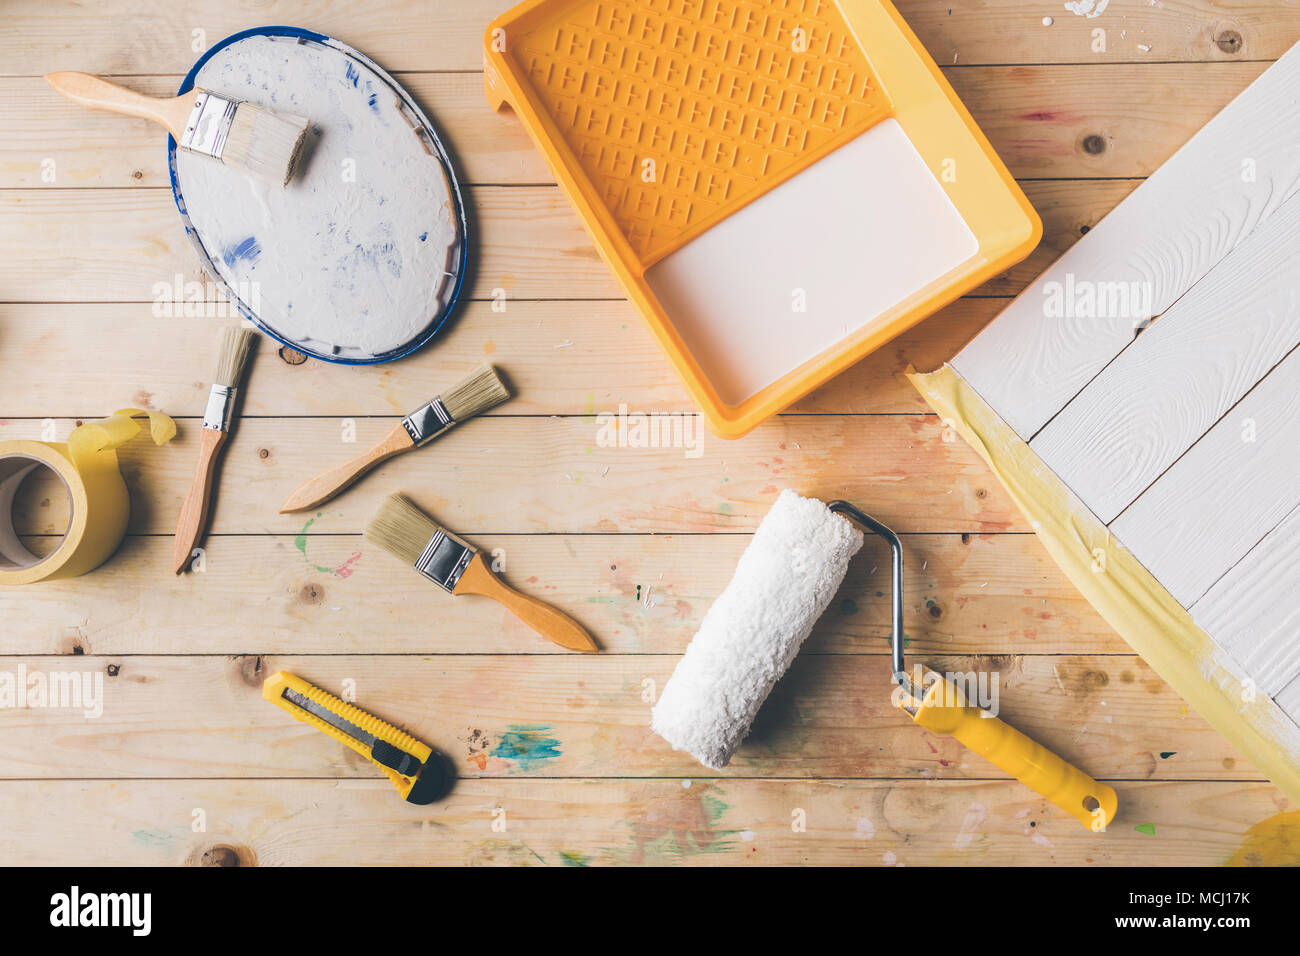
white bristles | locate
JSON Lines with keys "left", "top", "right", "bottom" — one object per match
{"left": 441, "top": 364, "right": 510, "bottom": 423}
{"left": 214, "top": 327, "right": 257, "bottom": 388}
{"left": 221, "top": 102, "right": 309, "bottom": 186}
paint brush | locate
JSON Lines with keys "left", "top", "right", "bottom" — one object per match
{"left": 45, "top": 72, "right": 309, "bottom": 186}
{"left": 173, "top": 327, "right": 258, "bottom": 574}
{"left": 366, "top": 494, "right": 598, "bottom": 653}
{"left": 279, "top": 364, "right": 510, "bottom": 513}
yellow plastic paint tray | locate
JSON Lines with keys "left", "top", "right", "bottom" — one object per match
{"left": 485, "top": 0, "right": 1040, "bottom": 438}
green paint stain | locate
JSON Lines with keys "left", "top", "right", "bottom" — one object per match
{"left": 718, "top": 503, "right": 734, "bottom": 514}
{"left": 559, "top": 850, "right": 590, "bottom": 867}
{"left": 294, "top": 513, "right": 334, "bottom": 573}
{"left": 1159, "top": 751, "right": 1176, "bottom": 759}
{"left": 700, "top": 791, "right": 731, "bottom": 825}
{"left": 491, "top": 725, "right": 562, "bottom": 771}
{"left": 1134, "top": 823, "right": 1156, "bottom": 836}
{"left": 583, "top": 392, "right": 597, "bottom": 424}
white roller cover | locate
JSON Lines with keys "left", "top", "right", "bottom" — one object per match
{"left": 651, "top": 490, "right": 864, "bottom": 769}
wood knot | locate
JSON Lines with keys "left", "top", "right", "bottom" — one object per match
{"left": 299, "top": 583, "right": 324, "bottom": 605}
{"left": 236, "top": 655, "right": 266, "bottom": 686}
{"left": 927, "top": 601, "right": 944, "bottom": 619}
{"left": 1081, "top": 134, "right": 1106, "bottom": 155}
{"left": 960, "top": 533, "right": 971, "bottom": 545}
{"left": 1080, "top": 669, "right": 1110, "bottom": 690}
{"left": 106, "top": 664, "right": 120, "bottom": 677}
{"left": 1215, "top": 29, "right": 1243, "bottom": 54}
{"left": 974, "top": 488, "right": 988, "bottom": 500}
{"left": 257, "top": 447, "right": 270, "bottom": 459}
{"left": 131, "top": 169, "right": 143, "bottom": 180}
{"left": 190, "top": 844, "right": 255, "bottom": 867}
{"left": 278, "top": 346, "right": 308, "bottom": 366}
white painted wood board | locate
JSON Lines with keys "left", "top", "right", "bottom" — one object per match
{"left": 1109, "top": 345, "right": 1300, "bottom": 609}
{"left": 953, "top": 42, "right": 1300, "bottom": 440}
{"left": 1192, "top": 503, "right": 1300, "bottom": 697}
{"left": 1031, "top": 193, "right": 1300, "bottom": 523}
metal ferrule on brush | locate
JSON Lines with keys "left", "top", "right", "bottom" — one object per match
{"left": 202, "top": 384, "right": 238, "bottom": 431}
{"left": 413, "top": 528, "right": 474, "bottom": 592}
{"left": 181, "top": 91, "right": 239, "bottom": 160}
{"left": 401, "top": 397, "right": 455, "bottom": 447}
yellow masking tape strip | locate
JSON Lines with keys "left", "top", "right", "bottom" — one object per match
{"left": 908, "top": 365, "right": 1300, "bottom": 806}
{"left": 0, "top": 408, "right": 175, "bottom": 585}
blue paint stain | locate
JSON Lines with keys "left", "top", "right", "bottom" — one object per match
{"left": 345, "top": 62, "right": 360, "bottom": 87}
{"left": 419, "top": 231, "right": 428, "bottom": 242}
{"left": 367, "top": 92, "right": 379, "bottom": 113}
{"left": 491, "top": 725, "right": 562, "bottom": 771}
{"left": 223, "top": 236, "right": 261, "bottom": 268}
{"left": 131, "top": 829, "right": 173, "bottom": 848}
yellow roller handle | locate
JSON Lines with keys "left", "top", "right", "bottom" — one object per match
{"left": 902, "top": 670, "right": 1117, "bottom": 831}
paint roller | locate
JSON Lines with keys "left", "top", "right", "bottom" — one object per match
{"left": 651, "top": 489, "right": 1118, "bottom": 831}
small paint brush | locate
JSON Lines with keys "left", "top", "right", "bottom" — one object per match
{"left": 173, "top": 327, "right": 258, "bottom": 574}
{"left": 366, "top": 494, "right": 598, "bottom": 653}
{"left": 45, "top": 72, "right": 309, "bottom": 186}
{"left": 279, "top": 364, "right": 510, "bottom": 514}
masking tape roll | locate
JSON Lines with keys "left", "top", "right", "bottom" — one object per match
{"left": 0, "top": 409, "right": 174, "bottom": 586}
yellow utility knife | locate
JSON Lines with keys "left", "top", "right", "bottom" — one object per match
{"left": 263, "top": 671, "right": 449, "bottom": 804}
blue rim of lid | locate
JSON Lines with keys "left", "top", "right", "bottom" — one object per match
{"left": 166, "top": 25, "right": 471, "bottom": 365}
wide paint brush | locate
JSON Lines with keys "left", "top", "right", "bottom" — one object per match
{"left": 173, "top": 327, "right": 257, "bottom": 573}
{"left": 45, "top": 72, "right": 309, "bottom": 186}
{"left": 280, "top": 364, "right": 509, "bottom": 513}
{"left": 366, "top": 494, "right": 598, "bottom": 653}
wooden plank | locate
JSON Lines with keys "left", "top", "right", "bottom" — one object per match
{"left": 3, "top": 0, "right": 1294, "bottom": 75}
{"left": 1111, "top": 346, "right": 1300, "bottom": 608}
{"left": 0, "top": 778, "right": 1280, "bottom": 865}
{"left": 0, "top": 185, "right": 616, "bottom": 302}
{"left": 1, "top": 415, "right": 1028, "bottom": 536}
{"left": 1, "top": 532, "right": 1122, "bottom": 656}
{"left": 1192, "top": 504, "right": 1300, "bottom": 697}
{"left": 1, "top": 65, "right": 1278, "bottom": 188}
{"left": 0, "top": 298, "right": 997, "bottom": 419}
{"left": 1032, "top": 193, "right": 1300, "bottom": 522}
{"left": 953, "top": 45, "right": 1300, "bottom": 440}
{"left": 0, "top": 0, "right": 488, "bottom": 76}
{"left": 0, "top": 655, "right": 1248, "bottom": 780}
{"left": 0, "top": 181, "right": 1135, "bottom": 303}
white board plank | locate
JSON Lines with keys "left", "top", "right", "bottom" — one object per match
{"left": 953, "top": 42, "right": 1300, "bottom": 440}
{"left": 1111, "top": 346, "right": 1300, "bottom": 608}
{"left": 1192, "top": 503, "right": 1300, "bottom": 697}
{"left": 1032, "top": 193, "right": 1300, "bottom": 522}
{"left": 1276, "top": 673, "right": 1300, "bottom": 726}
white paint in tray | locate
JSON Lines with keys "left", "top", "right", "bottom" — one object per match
{"left": 646, "top": 119, "right": 977, "bottom": 406}
{"left": 176, "top": 35, "right": 459, "bottom": 358}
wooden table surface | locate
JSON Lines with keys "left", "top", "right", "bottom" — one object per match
{"left": 2, "top": 0, "right": 1298, "bottom": 866}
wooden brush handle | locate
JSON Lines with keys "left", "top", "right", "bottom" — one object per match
{"left": 173, "top": 428, "right": 228, "bottom": 573}
{"left": 279, "top": 423, "right": 414, "bottom": 513}
{"left": 45, "top": 72, "right": 195, "bottom": 139}
{"left": 456, "top": 554, "right": 598, "bottom": 653}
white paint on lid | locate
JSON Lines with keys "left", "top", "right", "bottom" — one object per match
{"left": 176, "top": 35, "right": 459, "bottom": 358}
